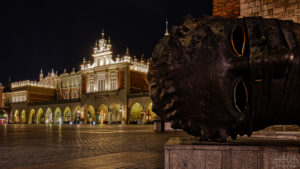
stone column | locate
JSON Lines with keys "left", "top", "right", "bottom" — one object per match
{"left": 122, "top": 64, "right": 130, "bottom": 124}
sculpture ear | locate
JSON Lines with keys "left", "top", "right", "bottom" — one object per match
{"left": 231, "top": 26, "right": 246, "bottom": 57}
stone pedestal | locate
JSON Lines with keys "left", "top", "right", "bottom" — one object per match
{"left": 154, "top": 121, "right": 164, "bottom": 132}
{"left": 165, "top": 137, "right": 300, "bottom": 169}
{"left": 154, "top": 121, "right": 182, "bottom": 132}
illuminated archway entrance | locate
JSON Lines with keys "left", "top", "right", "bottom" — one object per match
{"left": 14, "top": 110, "right": 19, "bottom": 123}
{"left": 20, "top": 110, "right": 26, "bottom": 124}
{"left": 36, "top": 108, "right": 43, "bottom": 124}
{"left": 28, "top": 109, "right": 35, "bottom": 124}
{"left": 145, "top": 103, "right": 157, "bottom": 123}
{"left": 63, "top": 107, "right": 72, "bottom": 123}
{"left": 45, "top": 108, "right": 53, "bottom": 124}
{"left": 0, "top": 110, "right": 8, "bottom": 124}
{"left": 85, "top": 105, "right": 96, "bottom": 124}
{"left": 98, "top": 104, "right": 108, "bottom": 124}
{"left": 54, "top": 107, "right": 62, "bottom": 124}
{"left": 130, "top": 102, "right": 143, "bottom": 123}
{"left": 73, "top": 106, "right": 81, "bottom": 124}
{"left": 109, "top": 104, "right": 121, "bottom": 124}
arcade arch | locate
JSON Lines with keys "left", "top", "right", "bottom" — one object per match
{"left": 109, "top": 103, "right": 121, "bottom": 123}
{"left": 145, "top": 102, "right": 157, "bottom": 122}
{"left": 73, "top": 106, "right": 81, "bottom": 123}
{"left": 14, "top": 109, "right": 19, "bottom": 123}
{"left": 54, "top": 107, "right": 62, "bottom": 124}
{"left": 36, "top": 108, "right": 44, "bottom": 124}
{"left": 28, "top": 109, "right": 35, "bottom": 124}
{"left": 0, "top": 110, "right": 8, "bottom": 124}
{"left": 45, "top": 108, "right": 53, "bottom": 124}
{"left": 20, "top": 110, "right": 26, "bottom": 124}
{"left": 85, "top": 105, "right": 96, "bottom": 123}
{"left": 98, "top": 104, "right": 108, "bottom": 123}
{"left": 63, "top": 107, "right": 72, "bottom": 123}
{"left": 130, "top": 102, "right": 143, "bottom": 122}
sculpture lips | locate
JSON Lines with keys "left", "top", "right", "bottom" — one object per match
{"left": 148, "top": 15, "right": 300, "bottom": 141}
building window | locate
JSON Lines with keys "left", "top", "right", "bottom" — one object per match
{"left": 110, "top": 77, "right": 117, "bottom": 90}
{"left": 74, "top": 91, "right": 77, "bottom": 99}
{"left": 65, "top": 92, "right": 69, "bottom": 100}
{"left": 98, "top": 75, "right": 105, "bottom": 91}
{"left": 89, "top": 85, "right": 94, "bottom": 92}
{"left": 88, "top": 76, "right": 94, "bottom": 93}
{"left": 110, "top": 72, "right": 117, "bottom": 90}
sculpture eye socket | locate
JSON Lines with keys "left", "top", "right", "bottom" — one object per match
{"left": 231, "top": 26, "right": 246, "bottom": 57}
{"left": 233, "top": 79, "right": 248, "bottom": 114}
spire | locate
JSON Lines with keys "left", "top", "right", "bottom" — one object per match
{"left": 165, "top": 19, "right": 169, "bottom": 36}
{"left": 141, "top": 54, "right": 145, "bottom": 64}
{"left": 64, "top": 68, "right": 66, "bottom": 73}
{"left": 108, "top": 36, "right": 111, "bottom": 44}
{"left": 39, "top": 69, "right": 43, "bottom": 80}
{"left": 116, "top": 54, "right": 120, "bottom": 62}
{"left": 124, "top": 47, "right": 131, "bottom": 62}
{"left": 101, "top": 28, "right": 105, "bottom": 39}
{"left": 51, "top": 68, "right": 55, "bottom": 77}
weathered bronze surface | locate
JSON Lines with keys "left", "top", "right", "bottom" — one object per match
{"left": 148, "top": 15, "right": 300, "bottom": 141}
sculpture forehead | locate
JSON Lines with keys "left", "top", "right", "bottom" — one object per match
{"left": 173, "top": 17, "right": 299, "bottom": 67}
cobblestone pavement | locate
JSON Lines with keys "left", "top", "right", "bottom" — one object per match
{"left": 0, "top": 124, "right": 187, "bottom": 169}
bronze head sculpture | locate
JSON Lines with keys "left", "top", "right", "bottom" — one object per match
{"left": 148, "top": 16, "right": 300, "bottom": 141}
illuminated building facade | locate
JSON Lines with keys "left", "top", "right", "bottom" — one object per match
{"left": 0, "top": 83, "right": 8, "bottom": 123}
{"left": 6, "top": 30, "right": 157, "bottom": 125}
{"left": 0, "top": 83, "right": 5, "bottom": 108}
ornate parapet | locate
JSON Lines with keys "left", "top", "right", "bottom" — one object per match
{"left": 11, "top": 80, "right": 55, "bottom": 89}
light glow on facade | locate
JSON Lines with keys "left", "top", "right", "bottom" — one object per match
{"left": 5, "top": 29, "right": 154, "bottom": 125}
{"left": 80, "top": 34, "right": 149, "bottom": 73}
{"left": 11, "top": 80, "right": 55, "bottom": 89}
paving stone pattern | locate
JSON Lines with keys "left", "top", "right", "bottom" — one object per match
{"left": 0, "top": 124, "right": 187, "bottom": 169}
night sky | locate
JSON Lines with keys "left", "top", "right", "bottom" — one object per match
{"left": 0, "top": 0, "right": 212, "bottom": 85}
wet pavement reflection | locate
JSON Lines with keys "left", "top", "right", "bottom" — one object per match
{"left": 0, "top": 124, "right": 187, "bottom": 169}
